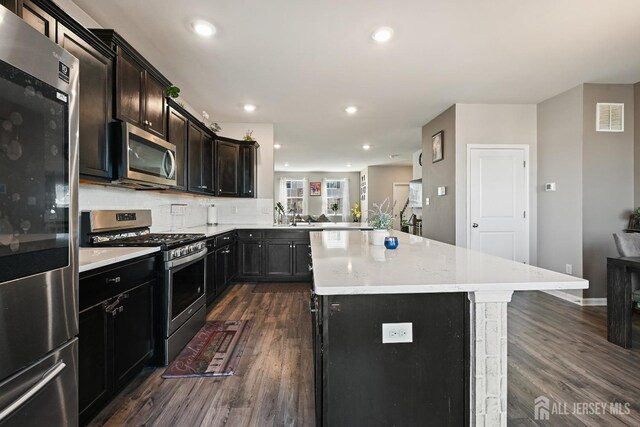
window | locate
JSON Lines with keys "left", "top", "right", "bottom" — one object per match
{"left": 285, "top": 179, "right": 305, "bottom": 214}
{"left": 325, "top": 180, "right": 346, "bottom": 215}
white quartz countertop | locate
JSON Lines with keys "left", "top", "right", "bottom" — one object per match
{"left": 79, "top": 247, "right": 160, "bottom": 273}
{"left": 181, "top": 222, "right": 371, "bottom": 237}
{"left": 79, "top": 223, "right": 371, "bottom": 272}
{"left": 310, "top": 230, "right": 588, "bottom": 295}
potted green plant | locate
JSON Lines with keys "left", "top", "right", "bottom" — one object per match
{"left": 351, "top": 202, "right": 362, "bottom": 222}
{"left": 368, "top": 198, "right": 394, "bottom": 245}
{"left": 243, "top": 130, "right": 255, "bottom": 141}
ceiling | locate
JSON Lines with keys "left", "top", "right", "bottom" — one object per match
{"left": 73, "top": 0, "right": 640, "bottom": 172}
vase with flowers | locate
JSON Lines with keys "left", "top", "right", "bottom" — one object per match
{"left": 368, "top": 198, "right": 394, "bottom": 245}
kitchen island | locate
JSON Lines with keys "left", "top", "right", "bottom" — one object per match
{"left": 310, "top": 230, "right": 587, "bottom": 426}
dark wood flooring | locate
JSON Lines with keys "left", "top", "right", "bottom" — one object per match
{"left": 89, "top": 285, "right": 640, "bottom": 426}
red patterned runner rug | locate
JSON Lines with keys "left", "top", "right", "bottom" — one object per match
{"left": 162, "top": 320, "right": 253, "bottom": 378}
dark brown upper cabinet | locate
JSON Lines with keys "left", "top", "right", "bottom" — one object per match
{"left": 91, "top": 29, "right": 170, "bottom": 140}
{"left": 58, "top": 24, "right": 114, "bottom": 179}
{"left": 216, "top": 138, "right": 240, "bottom": 197}
{"left": 167, "top": 103, "right": 188, "bottom": 191}
{"left": 9, "top": 0, "right": 116, "bottom": 181}
{"left": 20, "top": 0, "right": 55, "bottom": 41}
{"left": 188, "top": 121, "right": 215, "bottom": 195}
{"left": 1, "top": 0, "right": 19, "bottom": 14}
{"left": 239, "top": 142, "right": 258, "bottom": 198}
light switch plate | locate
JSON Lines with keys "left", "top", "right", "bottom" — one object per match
{"left": 382, "top": 322, "right": 413, "bottom": 344}
{"left": 425, "top": 197, "right": 430, "bottom": 206}
{"left": 437, "top": 186, "right": 446, "bottom": 196}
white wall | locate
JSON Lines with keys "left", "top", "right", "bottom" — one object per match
{"left": 455, "top": 104, "right": 538, "bottom": 264}
{"left": 273, "top": 172, "right": 360, "bottom": 216}
{"left": 53, "top": 0, "right": 101, "bottom": 28}
{"left": 412, "top": 150, "right": 422, "bottom": 180}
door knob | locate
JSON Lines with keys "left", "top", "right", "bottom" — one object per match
{"left": 472, "top": 223, "right": 479, "bottom": 228}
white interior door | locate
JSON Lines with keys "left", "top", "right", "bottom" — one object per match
{"left": 468, "top": 147, "right": 529, "bottom": 263}
{"left": 392, "top": 183, "right": 409, "bottom": 231}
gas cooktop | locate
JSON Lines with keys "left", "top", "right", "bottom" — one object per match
{"left": 89, "top": 232, "right": 206, "bottom": 251}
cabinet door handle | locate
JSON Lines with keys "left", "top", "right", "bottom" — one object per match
{"left": 149, "top": 121, "right": 153, "bottom": 127}
{"left": 258, "top": 244, "right": 262, "bottom": 248}
{"left": 223, "top": 236, "right": 230, "bottom": 240}
{"left": 308, "top": 264, "right": 313, "bottom": 272}
{"left": 105, "top": 276, "right": 121, "bottom": 284}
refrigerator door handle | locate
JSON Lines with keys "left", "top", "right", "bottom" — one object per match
{"left": 0, "top": 361, "right": 66, "bottom": 422}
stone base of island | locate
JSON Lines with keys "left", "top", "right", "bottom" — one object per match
{"left": 309, "top": 230, "right": 587, "bottom": 426}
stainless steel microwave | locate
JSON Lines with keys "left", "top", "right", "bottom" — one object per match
{"left": 113, "top": 122, "right": 177, "bottom": 189}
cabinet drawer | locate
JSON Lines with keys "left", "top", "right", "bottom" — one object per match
{"left": 80, "top": 255, "right": 157, "bottom": 310}
{"left": 237, "top": 230, "right": 263, "bottom": 241}
{"left": 264, "top": 229, "right": 310, "bottom": 241}
{"left": 215, "top": 231, "right": 237, "bottom": 247}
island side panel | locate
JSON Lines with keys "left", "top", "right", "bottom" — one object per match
{"left": 469, "top": 291, "right": 513, "bottom": 427}
{"left": 318, "top": 292, "right": 469, "bottom": 426}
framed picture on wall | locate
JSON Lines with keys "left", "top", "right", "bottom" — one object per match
{"left": 310, "top": 182, "right": 321, "bottom": 196}
{"left": 432, "top": 131, "right": 444, "bottom": 163}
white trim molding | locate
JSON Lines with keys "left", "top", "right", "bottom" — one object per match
{"left": 543, "top": 290, "right": 606, "bottom": 306}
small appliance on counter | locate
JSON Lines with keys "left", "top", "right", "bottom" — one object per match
{"left": 207, "top": 204, "right": 218, "bottom": 225}
{"left": 0, "top": 9, "right": 79, "bottom": 426}
{"left": 81, "top": 210, "right": 207, "bottom": 365}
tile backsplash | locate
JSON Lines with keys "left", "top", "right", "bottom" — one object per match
{"left": 79, "top": 184, "right": 273, "bottom": 231}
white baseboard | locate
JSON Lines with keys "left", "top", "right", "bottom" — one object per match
{"left": 543, "top": 290, "right": 607, "bottom": 306}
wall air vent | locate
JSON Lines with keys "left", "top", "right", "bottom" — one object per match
{"left": 596, "top": 103, "right": 624, "bottom": 132}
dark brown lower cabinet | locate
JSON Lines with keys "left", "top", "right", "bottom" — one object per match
{"left": 265, "top": 240, "right": 293, "bottom": 277}
{"left": 312, "top": 292, "right": 468, "bottom": 426}
{"left": 292, "top": 240, "right": 312, "bottom": 278}
{"left": 235, "top": 230, "right": 312, "bottom": 282}
{"left": 79, "top": 257, "right": 156, "bottom": 426}
{"left": 239, "top": 241, "right": 263, "bottom": 277}
{"left": 215, "top": 242, "right": 236, "bottom": 295}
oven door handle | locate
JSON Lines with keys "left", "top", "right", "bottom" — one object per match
{"left": 165, "top": 248, "right": 207, "bottom": 269}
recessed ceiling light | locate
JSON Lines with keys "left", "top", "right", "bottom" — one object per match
{"left": 346, "top": 163, "right": 352, "bottom": 167}
{"left": 243, "top": 104, "right": 256, "bottom": 112}
{"left": 284, "top": 163, "right": 289, "bottom": 167}
{"left": 345, "top": 106, "right": 358, "bottom": 114}
{"left": 372, "top": 26, "right": 394, "bottom": 43}
{"left": 362, "top": 144, "right": 371, "bottom": 150}
{"left": 274, "top": 144, "right": 281, "bottom": 149}
{"left": 192, "top": 21, "right": 216, "bottom": 37}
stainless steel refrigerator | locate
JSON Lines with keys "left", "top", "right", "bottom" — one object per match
{"left": 0, "top": 8, "right": 79, "bottom": 426}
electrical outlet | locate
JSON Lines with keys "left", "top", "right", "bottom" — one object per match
{"left": 425, "top": 197, "right": 430, "bottom": 206}
{"left": 382, "top": 322, "right": 413, "bottom": 344}
{"left": 566, "top": 264, "right": 573, "bottom": 275}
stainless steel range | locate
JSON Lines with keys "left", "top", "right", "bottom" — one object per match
{"left": 81, "top": 210, "right": 207, "bottom": 365}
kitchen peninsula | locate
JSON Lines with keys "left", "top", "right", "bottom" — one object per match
{"left": 310, "top": 230, "right": 588, "bottom": 426}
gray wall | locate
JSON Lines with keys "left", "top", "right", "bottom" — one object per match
{"left": 537, "top": 85, "right": 585, "bottom": 298}
{"left": 422, "top": 105, "right": 456, "bottom": 244}
{"left": 636, "top": 83, "right": 640, "bottom": 206}
{"left": 582, "top": 84, "right": 635, "bottom": 299}
{"left": 273, "top": 172, "right": 360, "bottom": 216}
{"left": 454, "top": 104, "right": 538, "bottom": 264}
{"left": 367, "top": 165, "right": 413, "bottom": 213}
